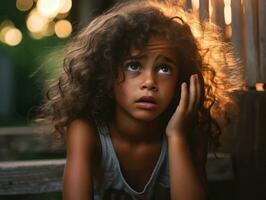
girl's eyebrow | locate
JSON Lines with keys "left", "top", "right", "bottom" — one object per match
{"left": 155, "top": 55, "right": 177, "bottom": 66}
{"left": 125, "top": 54, "right": 147, "bottom": 60}
{"left": 124, "top": 54, "right": 178, "bottom": 66}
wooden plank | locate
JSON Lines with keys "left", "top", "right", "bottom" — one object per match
{"left": 252, "top": 92, "right": 266, "bottom": 199}
{"left": 234, "top": 91, "right": 266, "bottom": 199}
{"left": 0, "top": 153, "right": 234, "bottom": 195}
{"left": 185, "top": 0, "right": 193, "bottom": 10}
{"left": 234, "top": 91, "right": 255, "bottom": 199}
{"left": 0, "top": 127, "right": 64, "bottom": 161}
{"left": 0, "top": 127, "right": 36, "bottom": 135}
{"left": 206, "top": 153, "right": 234, "bottom": 181}
{"left": 231, "top": 0, "right": 245, "bottom": 60}
{"left": 199, "top": 0, "right": 209, "bottom": 21}
{"left": 243, "top": 0, "right": 259, "bottom": 86}
{"left": 209, "top": 0, "right": 225, "bottom": 29}
{"left": 258, "top": 0, "right": 266, "bottom": 83}
{"left": 0, "top": 159, "right": 65, "bottom": 195}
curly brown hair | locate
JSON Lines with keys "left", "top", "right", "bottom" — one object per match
{"left": 36, "top": 0, "right": 246, "bottom": 152}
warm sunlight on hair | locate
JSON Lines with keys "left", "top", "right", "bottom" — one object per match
{"left": 148, "top": 0, "right": 246, "bottom": 125}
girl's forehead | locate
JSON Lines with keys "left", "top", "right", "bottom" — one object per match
{"left": 145, "top": 37, "right": 175, "bottom": 49}
{"left": 129, "top": 37, "right": 178, "bottom": 59}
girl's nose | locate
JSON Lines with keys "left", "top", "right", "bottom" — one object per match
{"left": 141, "top": 72, "right": 158, "bottom": 91}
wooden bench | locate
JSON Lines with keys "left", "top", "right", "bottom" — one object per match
{"left": 0, "top": 126, "right": 234, "bottom": 195}
{"left": 0, "top": 153, "right": 233, "bottom": 195}
{"left": 0, "top": 126, "right": 64, "bottom": 161}
{"left": 0, "top": 159, "right": 65, "bottom": 195}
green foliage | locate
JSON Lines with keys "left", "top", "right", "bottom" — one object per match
{"left": 0, "top": 8, "right": 68, "bottom": 126}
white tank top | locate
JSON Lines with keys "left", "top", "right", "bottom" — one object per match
{"left": 93, "top": 121, "right": 169, "bottom": 200}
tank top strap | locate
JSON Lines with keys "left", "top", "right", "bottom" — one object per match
{"left": 94, "top": 120, "right": 110, "bottom": 167}
{"left": 157, "top": 146, "right": 170, "bottom": 188}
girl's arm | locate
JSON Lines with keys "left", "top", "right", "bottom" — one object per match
{"left": 168, "top": 134, "right": 206, "bottom": 200}
{"left": 63, "top": 119, "right": 98, "bottom": 200}
{"left": 166, "top": 75, "right": 207, "bottom": 200}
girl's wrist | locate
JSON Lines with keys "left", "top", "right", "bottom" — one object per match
{"left": 166, "top": 130, "right": 187, "bottom": 141}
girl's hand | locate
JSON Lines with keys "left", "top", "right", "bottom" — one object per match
{"left": 166, "top": 74, "right": 201, "bottom": 138}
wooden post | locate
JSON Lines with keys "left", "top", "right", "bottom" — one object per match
{"left": 186, "top": 0, "right": 193, "bottom": 10}
{"left": 199, "top": 0, "right": 209, "bottom": 21}
{"left": 231, "top": 0, "right": 245, "bottom": 61}
{"left": 234, "top": 91, "right": 266, "bottom": 199}
{"left": 258, "top": 0, "right": 266, "bottom": 83}
{"left": 242, "top": 0, "right": 259, "bottom": 86}
{"left": 210, "top": 0, "right": 225, "bottom": 29}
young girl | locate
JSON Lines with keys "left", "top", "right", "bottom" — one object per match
{"left": 37, "top": 0, "right": 245, "bottom": 199}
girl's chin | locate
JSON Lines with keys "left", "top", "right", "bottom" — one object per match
{"left": 132, "top": 111, "right": 162, "bottom": 122}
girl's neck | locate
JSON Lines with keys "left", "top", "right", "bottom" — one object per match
{"left": 109, "top": 115, "right": 164, "bottom": 145}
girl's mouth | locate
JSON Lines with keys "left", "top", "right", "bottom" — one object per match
{"left": 135, "top": 96, "right": 157, "bottom": 109}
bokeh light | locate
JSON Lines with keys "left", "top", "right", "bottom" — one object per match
{"left": 29, "top": 31, "right": 43, "bottom": 40}
{"left": 59, "top": 0, "right": 72, "bottom": 14}
{"left": 15, "top": 0, "right": 72, "bottom": 40}
{"left": 209, "top": 0, "right": 213, "bottom": 22}
{"left": 37, "top": 0, "right": 69, "bottom": 18}
{"left": 54, "top": 19, "right": 72, "bottom": 38}
{"left": 4, "top": 28, "right": 22, "bottom": 46}
{"left": 192, "top": 0, "right": 200, "bottom": 11}
{"left": 37, "top": 0, "right": 61, "bottom": 18}
{"left": 256, "top": 83, "right": 265, "bottom": 91}
{"left": 56, "top": 12, "right": 69, "bottom": 20}
{"left": 26, "top": 9, "right": 48, "bottom": 33}
{"left": 224, "top": 0, "right": 232, "bottom": 25}
{"left": 0, "top": 20, "right": 15, "bottom": 43}
{"left": 43, "top": 21, "right": 55, "bottom": 37}
{"left": 16, "top": 0, "right": 33, "bottom": 12}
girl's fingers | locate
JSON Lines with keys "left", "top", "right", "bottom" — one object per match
{"left": 177, "top": 82, "right": 189, "bottom": 113}
{"left": 188, "top": 74, "right": 197, "bottom": 113}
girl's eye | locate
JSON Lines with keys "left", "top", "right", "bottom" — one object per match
{"left": 125, "top": 61, "right": 141, "bottom": 72}
{"left": 158, "top": 64, "right": 172, "bottom": 74}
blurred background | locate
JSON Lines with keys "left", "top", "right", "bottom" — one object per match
{"left": 0, "top": 0, "right": 265, "bottom": 199}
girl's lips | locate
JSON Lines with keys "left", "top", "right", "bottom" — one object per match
{"left": 135, "top": 96, "right": 157, "bottom": 109}
{"left": 135, "top": 102, "right": 157, "bottom": 109}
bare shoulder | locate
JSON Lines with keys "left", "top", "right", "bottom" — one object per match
{"left": 66, "top": 119, "right": 101, "bottom": 163}
{"left": 63, "top": 119, "right": 101, "bottom": 199}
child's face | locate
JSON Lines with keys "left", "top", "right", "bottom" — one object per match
{"left": 114, "top": 36, "right": 179, "bottom": 122}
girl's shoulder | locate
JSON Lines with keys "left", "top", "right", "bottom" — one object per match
{"left": 66, "top": 119, "right": 102, "bottom": 164}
